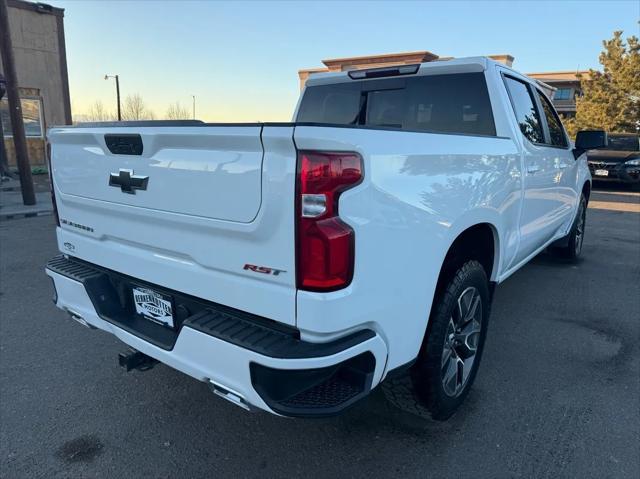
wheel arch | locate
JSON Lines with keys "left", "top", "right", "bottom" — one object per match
{"left": 436, "top": 222, "right": 500, "bottom": 296}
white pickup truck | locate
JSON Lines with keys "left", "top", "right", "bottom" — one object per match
{"left": 45, "top": 57, "right": 605, "bottom": 420}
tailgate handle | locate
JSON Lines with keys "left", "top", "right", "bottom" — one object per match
{"left": 105, "top": 134, "right": 143, "bottom": 155}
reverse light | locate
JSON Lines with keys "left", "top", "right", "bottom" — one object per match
{"left": 301, "top": 194, "right": 327, "bottom": 218}
{"left": 296, "top": 151, "right": 363, "bottom": 291}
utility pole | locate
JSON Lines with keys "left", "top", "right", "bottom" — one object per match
{"left": 0, "top": 72, "right": 12, "bottom": 179}
{"left": 105, "top": 74, "right": 121, "bottom": 121}
{"left": 0, "top": 0, "right": 35, "bottom": 205}
{"left": 192, "top": 95, "right": 196, "bottom": 119}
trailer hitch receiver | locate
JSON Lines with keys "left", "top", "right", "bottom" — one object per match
{"left": 118, "top": 348, "right": 158, "bottom": 372}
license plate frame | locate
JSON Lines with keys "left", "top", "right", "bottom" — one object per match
{"left": 132, "top": 286, "right": 175, "bottom": 328}
{"left": 594, "top": 169, "right": 609, "bottom": 177}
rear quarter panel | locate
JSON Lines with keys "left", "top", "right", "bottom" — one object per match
{"left": 294, "top": 126, "right": 521, "bottom": 370}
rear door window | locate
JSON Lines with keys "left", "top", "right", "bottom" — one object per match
{"left": 297, "top": 72, "right": 496, "bottom": 136}
{"left": 503, "top": 76, "right": 544, "bottom": 144}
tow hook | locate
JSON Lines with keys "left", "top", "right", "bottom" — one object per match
{"left": 118, "top": 348, "right": 158, "bottom": 372}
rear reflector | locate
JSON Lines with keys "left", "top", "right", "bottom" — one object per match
{"left": 296, "top": 151, "right": 362, "bottom": 291}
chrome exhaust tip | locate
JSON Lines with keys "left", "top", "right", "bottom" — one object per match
{"left": 208, "top": 380, "right": 253, "bottom": 411}
{"left": 65, "top": 308, "right": 96, "bottom": 329}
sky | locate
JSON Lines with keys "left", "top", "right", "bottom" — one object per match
{"left": 54, "top": 0, "right": 640, "bottom": 122}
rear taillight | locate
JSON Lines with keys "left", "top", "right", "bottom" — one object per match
{"left": 46, "top": 141, "right": 60, "bottom": 226}
{"left": 296, "top": 151, "right": 363, "bottom": 291}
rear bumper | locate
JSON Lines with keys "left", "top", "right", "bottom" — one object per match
{"left": 45, "top": 255, "right": 387, "bottom": 417}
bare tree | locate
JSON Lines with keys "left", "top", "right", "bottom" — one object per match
{"left": 85, "top": 100, "right": 114, "bottom": 122}
{"left": 122, "top": 94, "right": 155, "bottom": 120}
{"left": 165, "top": 102, "right": 191, "bottom": 120}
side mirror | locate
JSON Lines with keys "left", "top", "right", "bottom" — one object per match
{"left": 575, "top": 130, "right": 607, "bottom": 150}
{"left": 573, "top": 130, "right": 607, "bottom": 159}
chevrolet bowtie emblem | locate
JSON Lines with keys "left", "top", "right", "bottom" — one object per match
{"left": 109, "top": 168, "right": 149, "bottom": 194}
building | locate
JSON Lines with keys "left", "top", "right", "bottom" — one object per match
{"left": 0, "top": 0, "right": 71, "bottom": 167}
{"left": 299, "top": 51, "right": 584, "bottom": 117}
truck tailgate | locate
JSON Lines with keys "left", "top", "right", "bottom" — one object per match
{"left": 48, "top": 125, "right": 297, "bottom": 326}
{"left": 51, "top": 126, "right": 264, "bottom": 222}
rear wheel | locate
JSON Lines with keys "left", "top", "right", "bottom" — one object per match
{"left": 553, "top": 194, "right": 587, "bottom": 261}
{"left": 382, "top": 260, "right": 490, "bottom": 420}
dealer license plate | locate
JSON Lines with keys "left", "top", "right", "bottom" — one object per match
{"left": 132, "top": 286, "right": 174, "bottom": 328}
{"left": 594, "top": 169, "right": 609, "bottom": 177}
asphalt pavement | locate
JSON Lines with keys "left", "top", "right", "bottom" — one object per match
{"left": 1, "top": 186, "right": 638, "bottom": 478}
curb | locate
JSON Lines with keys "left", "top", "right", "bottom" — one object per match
{"left": 0, "top": 209, "right": 53, "bottom": 221}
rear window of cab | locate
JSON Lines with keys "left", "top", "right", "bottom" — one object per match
{"left": 296, "top": 72, "right": 496, "bottom": 137}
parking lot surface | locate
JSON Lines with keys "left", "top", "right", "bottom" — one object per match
{"left": 1, "top": 187, "right": 639, "bottom": 478}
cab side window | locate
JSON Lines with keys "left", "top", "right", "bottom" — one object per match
{"left": 503, "top": 76, "right": 544, "bottom": 144}
{"left": 536, "top": 89, "right": 569, "bottom": 148}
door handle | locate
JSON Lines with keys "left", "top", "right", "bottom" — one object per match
{"left": 557, "top": 163, "right": 569, "bottom": 169}
{"left": 527, "top": 164, "right": 541, "bottom": 174}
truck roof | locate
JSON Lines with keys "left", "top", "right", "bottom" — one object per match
{"left": 303, "top": 56, "right": 554, "bottom": 97}
{"left": 304, "top": 56, "right": 535, "bottom": 88}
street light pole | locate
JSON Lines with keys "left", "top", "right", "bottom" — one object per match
{"left": 115, "top": 75, "right": 121, "bottom": 121}
{"left": 192, "top": 95, "right": 195, "bottom": 120}
{"left": 105, "top": 74, "right": 121, "bottom": 121}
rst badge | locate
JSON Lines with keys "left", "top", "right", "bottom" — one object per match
{"left": 243, "top": 264, "right": 286, "bottom": 276}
